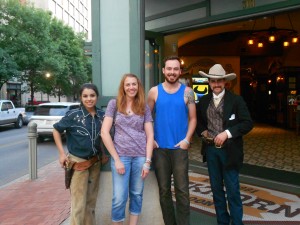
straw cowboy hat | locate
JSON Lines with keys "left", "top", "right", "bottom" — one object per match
{"left": 199, "top": 64, "right": 236, "bottom": 81}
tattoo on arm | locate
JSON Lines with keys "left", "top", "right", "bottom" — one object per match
{"left": 184, "top": 89, "right": 195, "bottom": 104}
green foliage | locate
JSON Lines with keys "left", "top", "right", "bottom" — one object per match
{"left": 0, "top": 0, "right": 91, "bottom": 102}
{"left": 0, "top": 48, "right": 20, "bottom": 89}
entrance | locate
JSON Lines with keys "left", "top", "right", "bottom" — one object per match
{"left": 144, "top": 31, "right": 164, "bottom": 92}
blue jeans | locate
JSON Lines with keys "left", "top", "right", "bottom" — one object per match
{"left": 206, "top": 145, "right": 244, "bottom": 225}
{"left": 111, "top": 156, "right": 145, "bottom": 222}
{"left": 153, "top": 148, "right": 190, "bottom": 225}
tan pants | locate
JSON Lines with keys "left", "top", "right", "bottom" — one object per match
{"left": 69, "top": 154, "right": 100, "bottom": 225}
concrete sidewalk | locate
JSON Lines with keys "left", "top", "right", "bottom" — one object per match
{"left": 0, "top": 160, "right": 163, "bottom": 225}
{"left": 61, "top": 170, "right": 164, "bottom": 225}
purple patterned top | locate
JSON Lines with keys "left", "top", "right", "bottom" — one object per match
{"left": 105, "top": 99, "right": 153, "bottom": 156}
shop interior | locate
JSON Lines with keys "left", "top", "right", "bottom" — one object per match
{"left": 165, "top": 9, "right": 300, "bottom": 130}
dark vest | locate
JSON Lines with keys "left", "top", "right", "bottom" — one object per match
{"left": 207, "top": 98, "right": 224, "bottom": 138}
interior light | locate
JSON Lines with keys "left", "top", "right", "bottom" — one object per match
{"left": 292, "top": 36, "right": 298, "bottom": 43}
{"left": 258, "top": 42, "right": 263, "bottom": 48}
{"left": 283, "top": 41, "right": 290, "bottom": 47}
{"left": 268, "top": 34, "right": 276, "bottom": 42}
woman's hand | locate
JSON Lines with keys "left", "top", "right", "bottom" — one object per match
{"left": 59, "top": 153, "right": 68, "bottom": 168}
{"left": 115, "top": 159, "right": 125, "bottom": 174}
{"left": 141, "top": 162, "right": 151, "bottom": 179}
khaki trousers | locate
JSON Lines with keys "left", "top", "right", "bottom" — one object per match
{"left": 69, "top": 154, "right": 100, "bottom": 225}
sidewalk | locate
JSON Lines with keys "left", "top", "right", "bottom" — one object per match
{"left": 0, "top": 161, "right": 164, "bottom": 225}
{"left": 0, "top": 161, "right": 70, "bottom": 225}
{"left": 61, "top": 168, "right": 164, "bottom": 225}
{"left": 1, "top": 158, "right": 300, "bottom": 225}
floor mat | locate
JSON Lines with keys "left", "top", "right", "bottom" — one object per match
{"left": 172, "top": 172, "right": 300, "bottom": 224}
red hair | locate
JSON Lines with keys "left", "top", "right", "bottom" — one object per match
{"left": 116, "top": 73, "right": 145, "bottom": 115}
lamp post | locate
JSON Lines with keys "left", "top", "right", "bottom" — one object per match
{"left": 45, "top": 73, "right": 51, "bottom": 101}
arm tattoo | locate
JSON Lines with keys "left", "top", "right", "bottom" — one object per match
{"left": 184, "top": 89, "right": 195, "bottom": 104}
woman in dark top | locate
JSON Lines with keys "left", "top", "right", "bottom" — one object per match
{"left": 53, "top": 83, "right": 104, "bottom": 225}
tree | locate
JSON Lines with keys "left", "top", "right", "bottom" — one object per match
{"left": 48, "top": 18, "right": 90, "bottom": 101}
{"left": 0, "top": 0, "right": 53, "bottom": 103}
{"left": 0, "top": 0, "right": 91, "bottom": 102}
{"left": 0, "top": 48, "right": 20, "bottom": 90}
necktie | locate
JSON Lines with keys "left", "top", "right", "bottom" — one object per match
{"left": 214, "top": 97, "right": 221, "bottom": 107}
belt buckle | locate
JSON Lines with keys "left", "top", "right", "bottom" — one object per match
{"left": 215, "top": 144, "right": 223, "bottom": 149}
{"left": 202, "top": 136, "right": 214, "bottom": 145}
{"left": 206, "top": 137, "right": 214, "bottom": 145}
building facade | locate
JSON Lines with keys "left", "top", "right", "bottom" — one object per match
{"left": 28, "top": 0, "right": 91, "bottom": 40}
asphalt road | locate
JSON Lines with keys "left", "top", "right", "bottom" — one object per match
{"left": 0, "top": 125, "right": 62, "bottom": 187}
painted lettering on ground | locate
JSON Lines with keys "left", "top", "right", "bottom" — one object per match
{"left": 171, "top": 172, "right": 300, "bottom": 222}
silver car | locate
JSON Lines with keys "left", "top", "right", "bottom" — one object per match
{"left": 29, "top": 102, "right": 80, "bottom": 142}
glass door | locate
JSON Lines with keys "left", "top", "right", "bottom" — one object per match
{"left": 144, "top": 31, "right": 164, "bottom": 94}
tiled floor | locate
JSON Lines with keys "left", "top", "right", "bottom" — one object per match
{"left": 189, "top": 123, "right": 300, "bottom": 174}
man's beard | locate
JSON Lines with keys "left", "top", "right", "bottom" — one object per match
{"left": 165, "top": 74, "right": 179, "bottom": 84}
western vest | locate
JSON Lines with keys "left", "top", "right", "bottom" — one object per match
{"left": 207, "top": 98, "right": 224, "bottom": 138}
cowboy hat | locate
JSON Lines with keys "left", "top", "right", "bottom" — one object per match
{"left": 199, "top": 64, "right": 236, "bottom": 81}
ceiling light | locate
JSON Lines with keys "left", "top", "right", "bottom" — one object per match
{"left": 247, "top": 14, "right": 298, "bottom": 48}
{"left": 268, "top": 35, "right": 276, "bottom": 42}
{"left": 248, "top": 38, "right": 254, "bottom": 45}
{"left": 292, "top": 36, "right": 298, "bottom": 43}
{"left": 283, "top": 41, "right": 290, "bottom": 47}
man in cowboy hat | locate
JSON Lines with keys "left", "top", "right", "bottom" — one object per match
{"left": 196, "top": 64, "right": 253, "bottom": 225}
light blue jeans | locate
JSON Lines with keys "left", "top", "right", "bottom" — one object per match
{"left": 111, "top": 156, "right": 145, "bottom": 222}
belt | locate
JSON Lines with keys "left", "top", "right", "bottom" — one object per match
{"left": 201, "top": 136, "right": 223, "bottom": 149}
{"left": 82, "top": 154, "right": 98, "bottom": 160}
{"left": 73, "top": 155, "right": 99, "bottom": 171}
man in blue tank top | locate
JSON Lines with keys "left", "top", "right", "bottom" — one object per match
{"left": 148, "top": 56, "right": 197, "bottom": 225}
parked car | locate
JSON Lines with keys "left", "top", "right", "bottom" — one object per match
{"left": 0, "top": 100, "right": 26, "bottom": 128}
{"left": 24, "top": 105, "right": 37, "bottom": 125}
{"left": 29, "top": 102, "right": 80, "bottom": 141}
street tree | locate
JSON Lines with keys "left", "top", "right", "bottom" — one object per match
{"left": 0, "top": 0, "right": 91, "bottom": 102}
{"left": 49, "top": 18, "right": 90, "bottom": 101}
{"left": 0, "top": 48, "right": 20, "bottom": 90}
{"left": 0, "top": 0, "right": 53, "bottom": 103}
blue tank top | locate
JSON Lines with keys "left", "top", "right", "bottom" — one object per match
{"left": 154, "top": 83, "right": 188, "bottom": 149}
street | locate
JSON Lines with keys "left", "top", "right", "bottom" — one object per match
{"left": 0, "top": 125, "right": 62, "bottom": 187}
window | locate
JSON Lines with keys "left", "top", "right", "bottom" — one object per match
{"left": 56, "top": 5, "right": 63, "bottom": 20}
{"left": 63, "top": 10, "right": 69, "bottom": 24}
{"left": 49, "top": 0, "right": 56, "bottom": 13}
{"left": 70, "top": 16, "right": 75, "bottom": 29}
{"left": 69, "top": 3, "right": 74, "bottom": 16}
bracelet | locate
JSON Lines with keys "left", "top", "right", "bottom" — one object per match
{"left": 145, "top": 158, "right": 152, "bottom": 164}
{"left": 183, "top": 138, "right": 190, "bottom": 145}
{"left": 143, "top": 163, "right": 151, "bottom": 170}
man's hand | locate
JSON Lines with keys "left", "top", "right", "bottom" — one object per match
{"left": 214, "top": 131, "right": 228, "bottom": 147}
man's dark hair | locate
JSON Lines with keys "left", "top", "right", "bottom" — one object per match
{"left": 163, "top": 56, "right": 181, "bottom": 67}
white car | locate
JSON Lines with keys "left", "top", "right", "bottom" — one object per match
{"left": 29, "top": 102, "right": 80, "bottom": 141}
